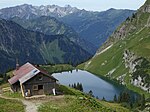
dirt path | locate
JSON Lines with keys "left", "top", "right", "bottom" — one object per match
{"left": 0, "top": 94, "right": 64, "bottom": 112}
{"left": 0, "top": 94, "right": 40, "bottom": 112}
{"left": 22, "top": 100, "right": 40, "bottom": 112}
{"left": 21, "top": 95, "right": 64, "bottom": 112}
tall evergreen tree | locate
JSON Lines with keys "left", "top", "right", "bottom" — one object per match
{"left": 88, "top": 90, "right": 93, "bottom": 97}
{"left": 77, "top": 82, "right": 80, "bottom": 90}
{"left": 79, "top": 83, "right": 83, "bottom": 91}
{"left": 69, "top": 84, "right": 71, "bottom": 87}
{"left": 73, "top": 83, "right": 76, "bottom": 89}
{"left": 102, "top": 97, "right": 106, "bottom": 101}
{"left": 135, "top": 95, "right": 141, "bottom": 107}
{"left": 141, "top": 94, "right": 145, "bottom": 110}
{"left": 113, "top": 94, "right": 117, "bottom": 102}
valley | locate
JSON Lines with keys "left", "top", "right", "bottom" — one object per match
{"left": 0, "top": 0, "right": 150, "bottom": 112}
{"left": 0, "top": 4, "right": 134, "bottom": 73}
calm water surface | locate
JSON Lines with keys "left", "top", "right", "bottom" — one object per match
{"left": 52, "top": 70, "right": 135, "bottom": 101}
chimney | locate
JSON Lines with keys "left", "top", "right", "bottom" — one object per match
{"left": 16, "top": 58, "right": 19, "bottom": 70}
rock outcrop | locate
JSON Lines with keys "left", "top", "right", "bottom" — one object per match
{"left": 123, "top": 49, "right": 150, "bottom": 93}
{"left": 140, "top": 4, "right": 150, "bottom": 13}
{"left": 123, "top": 50, "right": 141, "bottom": 73}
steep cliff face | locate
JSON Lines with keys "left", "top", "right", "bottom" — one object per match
{"left": 78, "top": 0, "right": 150, "bottom": 95}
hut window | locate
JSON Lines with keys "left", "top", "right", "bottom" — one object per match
{"left": 33, "top": 70, "right": 38, "bottom": 73}
{"left": 38, "top": 85, "right": 43, "bottom": 90}
{"left": 39, "top": 76, "right": 43, "bottom": 81}
{"left": 33, "top": 85, "right": 38, "bottom": 90}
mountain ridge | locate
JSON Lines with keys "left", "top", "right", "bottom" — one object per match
{"left": 10, "top": 16, "right": 97, "bottom": 55}
{"left": 0, "top": 4, "right": 135, "bottom": 48}
{"left": 0, "top": 19, "right": 91, "bottom": 73}
{"left": 0, "top": 4, "right": 136, "bottom": 73}
{"left": 60, "top": 8, "right": 135, "bottom": 47}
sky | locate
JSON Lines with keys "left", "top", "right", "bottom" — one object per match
{"left": 0, "top": 0, "right": 147, "bottom": 11}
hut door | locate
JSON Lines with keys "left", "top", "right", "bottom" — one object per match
{"left": 38, "top": 85, "right": 44, "bottom": 95}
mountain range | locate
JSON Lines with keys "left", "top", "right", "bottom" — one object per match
{"left": 0, "top": 4, "right": 135, "bottom": 73}
{"left": 0, "top": 4, "right": 134, "bottom": 48}
{"left": 0, "top": 4, "right": 79, "bottom": 19}
{"left": 10, "top": 16, "right": 96, "bottom": 55}
{"left": 61, "top": 8, "right": 135, "bottom": 47}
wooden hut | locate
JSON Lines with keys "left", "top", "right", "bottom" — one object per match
{"left": 8, "top": 62, "right": 58, "bottom": 97}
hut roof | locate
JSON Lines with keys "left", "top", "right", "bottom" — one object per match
{"left": 8, "top": 62, "right": 57, "bottom": 85}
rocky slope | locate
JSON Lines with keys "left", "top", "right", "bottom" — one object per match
{"left": 78, "top": 0, "right": 150, "bottom": 96}
{"left": 0, "top": 19, "right": 91, "bottom": 73}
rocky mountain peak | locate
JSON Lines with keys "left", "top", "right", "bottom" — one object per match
{"left": 139, "top": 0, "right": 150, "bottom": 13}
{"left": 140, "top": 5, "right": 150, "bottom": 13}
{"left": 0, "top": 4, "right": 80, "bottom": 19}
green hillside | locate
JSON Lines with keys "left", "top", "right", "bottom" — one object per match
{"left": 78, "top": 0, "right": 150, "bottom": 98}
{"left": 38, "top": 86, "right": 130, "bottom": 112}
{"left": 40, "top": 64, "right": 74, "bottom": 74}
{"left": 0, "top": 98, "right": 24, "bottom": 112}
{"left": 38, "top": 95, "right": 129, "bottom": 112}
{"left": 0, "top": 83, "right": 129, "bottom": 112}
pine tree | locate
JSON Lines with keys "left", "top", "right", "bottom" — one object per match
{"left": 74, "top": 83, "right": 77, "bottom": 89}
{"left": 71, "top": 84, "right": 74, "bottom": 88}
{"left": 130, "top": 102, "right": 133, "bottom": 109}
{"left": 77, "top": 82, "right": 80, "bottom": 90}
{"left": 2, "top": 73, "right": 7, "bottom": 83}
{"left": 123, "top": 92, "right": 130, "bottom": 102}
{"left": 76, "top": 69, "right": 78, "bottom": 72}
{"left": 80, "top": 83, "right": 83, "bottom": 91}
{"left": 96, "top": 96, "right": 99, "bottom": 99}
{"left": 102, "top": 97, "right": 106, "bottom": 101}
{"left": 118, "top": 95, "right": 121, "bottom": 103}
{"left": 69, "top": 84, "right": 71, "bottom": 87}
{"left": 141, "top": 94, "right": 145, "bottom": 110}
{"left": 113, "top": 94, "right": 117, "bottom": 102}
{"left": 118, "top": 92, "right": 122, "bottom": 103}
{"left": 88, "top": 90, "right": 93, "bottom": 97}
{"left": 126, "top": 17, "right": 130, "bottom": 21}
{"left": 135, "top": 95, "right": 141, "bottom": 107}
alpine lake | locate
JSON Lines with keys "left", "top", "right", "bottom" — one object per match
{"left": 52, "top": 70, "right": 138, "bottom": 101}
